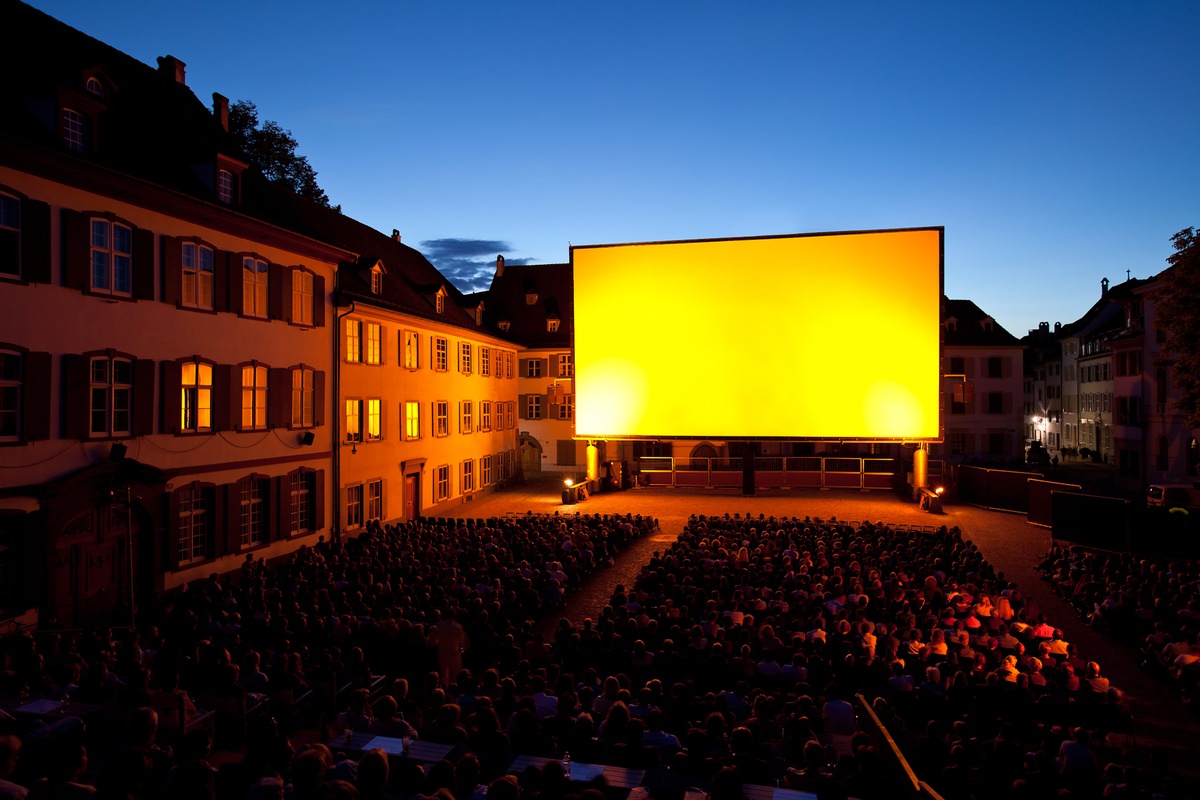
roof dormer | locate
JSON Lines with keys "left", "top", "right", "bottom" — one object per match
{"left": 435, "top": 285, "right": 448, "bottom": 314}
{"left": 369, "top": 261, "right": 386, "bottom": 295}
{"left": 944, "top": 316, "right": 958, "bottom": 333}
{"left": 980, "top": 316, "right": 994, "bottom": 332}
{"left": 474, "top": 300, "right": 485, "bottom": 326}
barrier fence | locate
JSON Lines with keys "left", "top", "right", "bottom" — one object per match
{"left": 637, "top": 456, "right": 902, "bottom": 491}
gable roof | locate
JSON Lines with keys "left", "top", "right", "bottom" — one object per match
{"left": 942, "top": 298, "right": 1021, "bottom": 347}
{"left": 484, "top": 262, "right": 573, "bottom": 348}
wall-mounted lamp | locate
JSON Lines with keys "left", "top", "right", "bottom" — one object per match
{"left": 300, "top": 431, "right": 315, "bottom": 446}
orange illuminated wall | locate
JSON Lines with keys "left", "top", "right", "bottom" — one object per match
{"left": 572, "top": 227, "right": 943, "bottom": 440}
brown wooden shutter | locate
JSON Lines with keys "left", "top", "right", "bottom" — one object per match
{"left": 269, "top": 476, "right": 283, "bottom": 542}
{"left": 540, "top": 358, "right": 550, "bottom": 378}
{"left": 133, "top": 359, "right": 156, "bottom": 436}
{"left": 313, "top": 470, "right": 326, "bottom": 534}
{"left": 23, "top": 351, "right": 52, "bottom": 440}
{"left": 268, "top": 263, "right": 285, "bottom": 321}
{"left": 61, "top": 353, "right": 89, "bottom": 440}
{"left": 280, "top": 266, "right": 294, "bottom": 322}
{"left": 313, "top": 370, "right": 326, "bottom": 427}
{"left": 231, "top": 256, "right": 245, "bottom": 315}
{"left": 220, "top": 483, "right": 237, "bottom": 557}
{"left": 379, "top": 397, "right": 388, "bottom": 441}
{"left": 518, "top": 394, "right": 527, "bottom": 420}
{"left": 312, "top": 274, "right": 326, "bottom": 327}
{"left": 268, "top": 367, "right": 290, "bottom": 429}
{"left": 162, "top": 236, "right": 182, "bottom": 305}
{"left": 214, "top": 251, "right": 231, "bottom": 313}
{"left": 161, "top": 359, "right": 182, "bottom": 434}
{"left": 167, "top": 489, "right": 183, "bottom": 570}
{"left": 132, "top": 228, "right": 154, "bottom": 300}
{"left": 213, "top": 364, "right": 237, "bottom": 432}
{"left": 62, "top": 209, "right": 90, "bottom": 290}
{"left": 22, "top": 200, "right": 51, "bottom": 284}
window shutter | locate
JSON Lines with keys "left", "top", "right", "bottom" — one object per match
{"left": 519, "top": 358, "right": 528, "bottom": 375}
{"left": 221, "top": 483, "right": 237, "bottom": 557}
{"left": 213, "top": 364, "right": 236, "bottom": 432}
{"left": 540, "top": 358, "right": 550, "bottom": 377}
{"left": 312, "top": 274, "right": 326, "bottom": 327}
{"left": 518, "top": 394, "right": 527, "bottom": 420}
{"left": 132, "top": 228, "right": 154, "bottom": 300}
{"left": 167, "top": 489, "right": 182, "bottom": 570}
{"left": 24, "top": 351, "right": 52, "bottom": 440}
{"left": 231, "top": 256, "right": 245, "bottom": 315}
{"left": 133, "top": 359, "right": 156, "bottom": 436}
{"left": 162, "top": 236, "right": 182, "bottom": 305}
{"left": 213, "top": 250, "right": 230, "bottom": 313}
{"left": 62, "top": 209, "right": 90, "bottom": 290}
{"left": 268, "top": 263, "right": 285, "bottom": 321}
{"left": 380, "top": 398, "right": 388, "bottom": 441}
{"left": 22, "top": 199, "right": 51, "bottom": 284}
{"left": 270, "top": 476, "right": 284, "bottom": 542}
{"left": 549, "top": 399, "right": 559, "bottom": 420}
{"left": 268, "top": 367, "right": 290, "bottom": 429}
{"left": 313, "top": 470, "right": 326, "bottom": 534}
{"left": 161, "top": 359, "right": 182, "bottom": 434}
{"left": 339, "top": 486, "right": 348, "bottom": 531}
{"left": 1002, "top": 392, "right": 1012, "bottom": 415}
{"left": 313, "top": 370, "right": 326, "bottom": 426}
{"left": 61, "top": 353, "right": 89, "bottom": 440}
{"left": 457, "top": 402, "right": 462, "bottom": 433}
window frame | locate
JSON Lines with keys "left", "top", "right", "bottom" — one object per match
{"left": 0, "top": 349, "right": 20, "bottom": 441}
{"left": 177, "top": 484, "right": 211, "bottom": 565}
{"left": 291, "top": 366, "right": 315, "bottom": 429}
{"left": 89, "top": 354, "right": 133, "bottom": 438}
{"left": 404, "top": 400, "right": 421, "bottom": 440}
{"left": 436, "top": 465, "right": 450, "bottom": 501}
{"left": 238, "top": 475, "right": 268, "bottom": 550}
{"left": 179, "top": 357, "right": 214, "bottom": 434}
{"left": 559, "top": 393, "right": 575, "bottom": 420}
{"left": 345, "top": 319, "right": 363, "bottom": 363}
{"left": 480, "top": 400, "right": 491, "bottom": 432}
{"left": 434, "top": 337, "right": 448, "bottom": 372}
{"left": 0, "top": 192, "right": 20, "bottom": 279}
{"left": 461, "top": 459, "right": 475, "bottom": 493}
{"left": 90, "top": 217, "right": 132, "bottom": 296}
{"left": 346, "top": 483, "right": 364, "bottom": 530}
{"left": 240, "top": 362, "right": 268, "bottom": 431}
{"left": 242, "top": 256, "right": 269, "bottom": 319}
{"left": 181, "top": 240, "right": 215, "bottom": 310}
{"left": 460, "top": 400, "right": 473, "bottom": 434}
{"left": 527, "top": 395, "right": 542, "bottom": 420}
{"left": 365, "top": 322, "right": 382, "bottom": 365}
{"left": 480, "top": 347, "right": 491, "bottom": 377}
{"left": 292, "top": 267, "right": 314, "bottom": 326}
{"left": 367, "top": 478, "right": 383, "bottom": 521}
{"left": 459, "top": 342, "right": 472, "bottom": 374}
{"left": 434, "top": 400, "right": 449, "bottom": 437}
{"left": 289, "top": 469, "right": 317, "bottom": 535}
{"left": 558, "top": 353, "right": 573, "bottom": 378}
{"left": 402, "top": 331, "right": 420, "bottom": 370}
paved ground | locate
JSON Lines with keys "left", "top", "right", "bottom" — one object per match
{"left": 443, "top": 477, "right": 1200, "bottom": 783}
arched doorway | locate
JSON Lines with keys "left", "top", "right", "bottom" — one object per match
{"left": 520, "top": 434, "right": 543, "bottom": 477}
{"left": 689, "top": 442, "right": 719, "bottom": 470}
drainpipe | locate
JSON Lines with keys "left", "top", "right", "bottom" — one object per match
{"left": 333, "top": 273, "right": 355, "bottom": 543}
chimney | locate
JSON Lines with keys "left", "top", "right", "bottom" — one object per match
{"left": 212, "top": 93, "right": 229, "bottom": 132}
{"left": 496, "top": 254, "right": 505, "bottom": 278}
{"left": 157, "top": 55, "right": 186, "bottom": 85}
{"left": 1039, "top": 321, "right": 1049, "bottom": 334}
{"left": 1054, "top": 322, "right": 1061, "bottom": 334}
{"left": 1101, "top": 277, "right": 1109, "bottom": 297}
{"left": 392, "top": 229, "right": 401, "bottom": 243}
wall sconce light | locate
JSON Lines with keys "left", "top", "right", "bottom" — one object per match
{"left": 300, "top": 431, "right": 315, "bottom": 446}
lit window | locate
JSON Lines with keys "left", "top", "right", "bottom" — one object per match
{"left": 435, "top": 401, "right": 448, "bottom": 437}
{"left": 240, "top": 479, "right": 265, "bottom": 548}
{"left": 527, "top": 395, "right": 542, "bottom": 420}
{"left": 459, "top": 342, "right": 472, "bottom": 374}
{"left": 434, "top": 338, "right": 448, "bottom": 371}
{"left": 480, "top": 347, "right": 491, "bottom": 377}
{"left": 90, "top": 356, "right": 131, "bottom": 437}
{"left": 367, "top": 398, "right": 380, "bottom": 440}
{"left": 526, "top": 359, "right": 543, "bottom": 378}
{"left": 292, "top": 269, "right": 314, "bottom": 326}
{"left": 217, "top": 169, "right": 235, "bottom": 204}
{"left": 481, "top": 455, "right": 493, "bottom": 486}
{"left": 547, "top": 318, "right": 560, "bottom": 333}
{"left": 558, "top": 354, "right": 573, "bottom": 378}
{"left": 365, "top": 323, "right": 381, "bottom": 365}
{"left": 371, "top": 267, "right": 383, "bottom": 294}
{"left": 90, "top": 219, "right": 132, "bottom": 295}
{"left": 405, "top": 401, "right": 421, "bottom": 440}
{"left": 63, "top": 108, "right": 86, "bottom": 152}
{"left": 181, "top": 359, "right": 212, "bottom": 433}
{"left": 345, "top": 319, "right": 362, "bottom": 363}
{"left": 291, "top": 367, "right": 314, "bottom": 428}
{"left": 0, "top": 194, "right": 19, "bottom": 277}
{"left": 461, "top": 460, "right": 475, "bottom": 493}
{"left": 460, "top": 400, "right": 473, "bottom": 433}
{"left": 346, "top": 399, "right": 362, "bottom": 442}
{"left": 242, "top": 257, "right": 268, "bottom": 318}
{"left": 0, "top": 351, "right": 21, "bottom": 440}
{"left": 436, "top": 465, "right": 450, "bottom": 501}
{"left": 289, "top": 470, "right": 316, "bottom": 534}
{"left": 182, "top": 242, "right": 214, "bottom": 309}
{"left": 559, "top": 394, "right": 574, "bottom": 420}
{"left": 505, "top": 401, "right": 515, "bottom": 429}
{"left": 436, "top": 291, "right": 445, "bottom": 314}
{"left": 178, "top": 486, "right": 209, "bottom": 564}
{"left": 481, "top": 401, "right": 491, "bottom": 431}
{"left": 367, "top": 479, "right": 383, "bottom": 521}
{"left": 346, "top": 484, "right": 364, "bottom": 529}
{"left": 402, "top": 331, "right": 420, "bottom": 369}
{"left": 241, "top": 364, "right": 268, "bottom": 430}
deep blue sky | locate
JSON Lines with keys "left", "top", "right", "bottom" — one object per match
{"left": 29, "top": 1, "right": 1199, "bottom": 337}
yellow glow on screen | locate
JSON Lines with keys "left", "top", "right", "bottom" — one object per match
{"left": 572, "top": 228, "right": 942, "bottom": 440}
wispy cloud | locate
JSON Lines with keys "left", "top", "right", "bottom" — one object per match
{"left": 420, "top": 238, "right": 531, "bottom": 293}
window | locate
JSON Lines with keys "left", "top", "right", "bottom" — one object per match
{"left": 405, "top": 401, "right": 421, "bottom": 440}
{"left": 0, "top": 351, "right": 21, "bottom": 439}
{"left": 547, "top": 318, "right": 560, "bottom": 333}
{"left": 178, "top": 359, "right": 212, "bottom": 433}
{"left": 292, "top": 269, "right": 314, "bottom": 326}
{"left": 0, "top": 193, "right": 19, "bottom": 277}
{"left": 481, "top": 400, "right": 491, "bottom": 431}
{"left": 63, "top": 108, "right": 86, "bottom": 152}
{"left": 949, "top": 432, "right": 967, "bottom": 455}
{"left": 292, "top": 367, "right": 314, "bottom": 428}
{"left": 507, "top": 353, "right": 515, "bottom": 379}
{"left": 988, "top": 432, "right": 1006, "bottom": 457}
{"left": 434, "top": 401, "right": 449, "bottom": 437}
{"left": 461, "top": 460, "right": 475, "bottom": 493}
{"left": 370, "top": 267, "right": 383, "bottom": 295}
{"left": 182, "top": 242, "right": 214, "bottom": 309}
{"left": 239, "top": 479, "right": 265, "bottom": 548}
{"left": 367, "top": 398, "right": 381, "bottom": 440}
{"left": 346, "top": 484, "right": 364, "bottom": 530}
{"left": 527, "top": 395, "right": 542, "bottom": 420}
{"left": 290, "top": 470, "right": 316, "bottom": 534}
{"left": 481, "top": 347, "right": 491, "bottom": 377}
{"left": 987, "top": 357, "right": 1003, "bottom": 378}
{"left": 436, "top": 291, "right": 446, "bottom": 314}
{"left": 367, "top": 479, "right": 383, "bottom": 521}
{"left": 558, "top": 354, "right": 573, "bottom": 378}
{"left": 460, "top": 400, "right": 473, "bottom": 433}
{"left": 526, "top": 359, "right": 543, "bottom": 378}
{"left": 949, "top": 357, "right": 965, "bottom": 376}
{"left": 345, "top": 320, "right": 362, "bottom": 363}
{"left": 217, "top": 169, "right": 235, "bottom": 204}
{"left": 85, "top": 77, "right": 105, "bottom": 98}
{"left": 242, "top": 257, "right": 268, "bottom": 318}
{"left": 436, "top": 465, "right": 450, "bottom": 501}
{"left": 481, "top": 455, "right": 493, "bottom": 486}
{"left": 178, "top": 486, "right": 210, "bottom": 564}
{"left": 91, "top": 219, "right": 131, "bottom": 295}
{"left": 365, "top": 323, "right": 381, "bottom": 365}
{"left": 559, "top": 394, "right": 575, "bottom": 420}
{"left": 402, "top": 332, "right": 420, "bottom": 370}
{"left": 950, "top": 383, "right": 974, "bottom": 415}
{"left": 504, "top": 401, "right": 515, "bottom": 429}
{"left": 346, "top": 400, "right": 362, "bottom": 442}
{"left": 1157, "top": 436, "right": 1169, "bottom": 471}
{"left": 91, "top": 356, "right": 131, "bottom": 437}
{"left": 988, "top": 392, "right": 1004, "bottom": 414}
{"left": 241, "top": 364, "right": 267, "bottom": 430}
{"left": 434, "top": 338, "right": 448, "bottom": 371}
{"left": 498, "top": 320, "right": 511, "bottom": 332}
{"left": 460, "top": 342, "right": 472, "bottom": 374}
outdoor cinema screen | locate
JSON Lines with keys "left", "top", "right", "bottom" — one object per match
{"left": 571, "top": 227, "right": 943, "bottom": 441}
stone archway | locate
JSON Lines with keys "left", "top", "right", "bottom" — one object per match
{"left": 520, "top": 434, "right": 543, "bottom": 477}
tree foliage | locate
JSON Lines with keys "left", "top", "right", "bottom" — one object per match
{"left": 228, "top": 100, "right": 337, "bottom": 210}
{"left": 1155, "top": 227, "right": 1200, "bottom": 428}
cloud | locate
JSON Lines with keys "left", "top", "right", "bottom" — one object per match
{"left": 420, "top": 238, "right": 532, "bottom": 294}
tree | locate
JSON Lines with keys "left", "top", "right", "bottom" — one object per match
{"left": 1155, "top": 227, "right": 1200, "bottom": 428}
{"left": 228, "top": 100, "right": 337, "bottom": 210}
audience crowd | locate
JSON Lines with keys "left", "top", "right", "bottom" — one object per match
{"left": 0, "top": 511, "right": 1179, "bottom": 800}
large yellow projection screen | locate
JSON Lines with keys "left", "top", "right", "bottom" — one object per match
{"left": 572, "top": 228, "right": 943, "bottom": 441}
